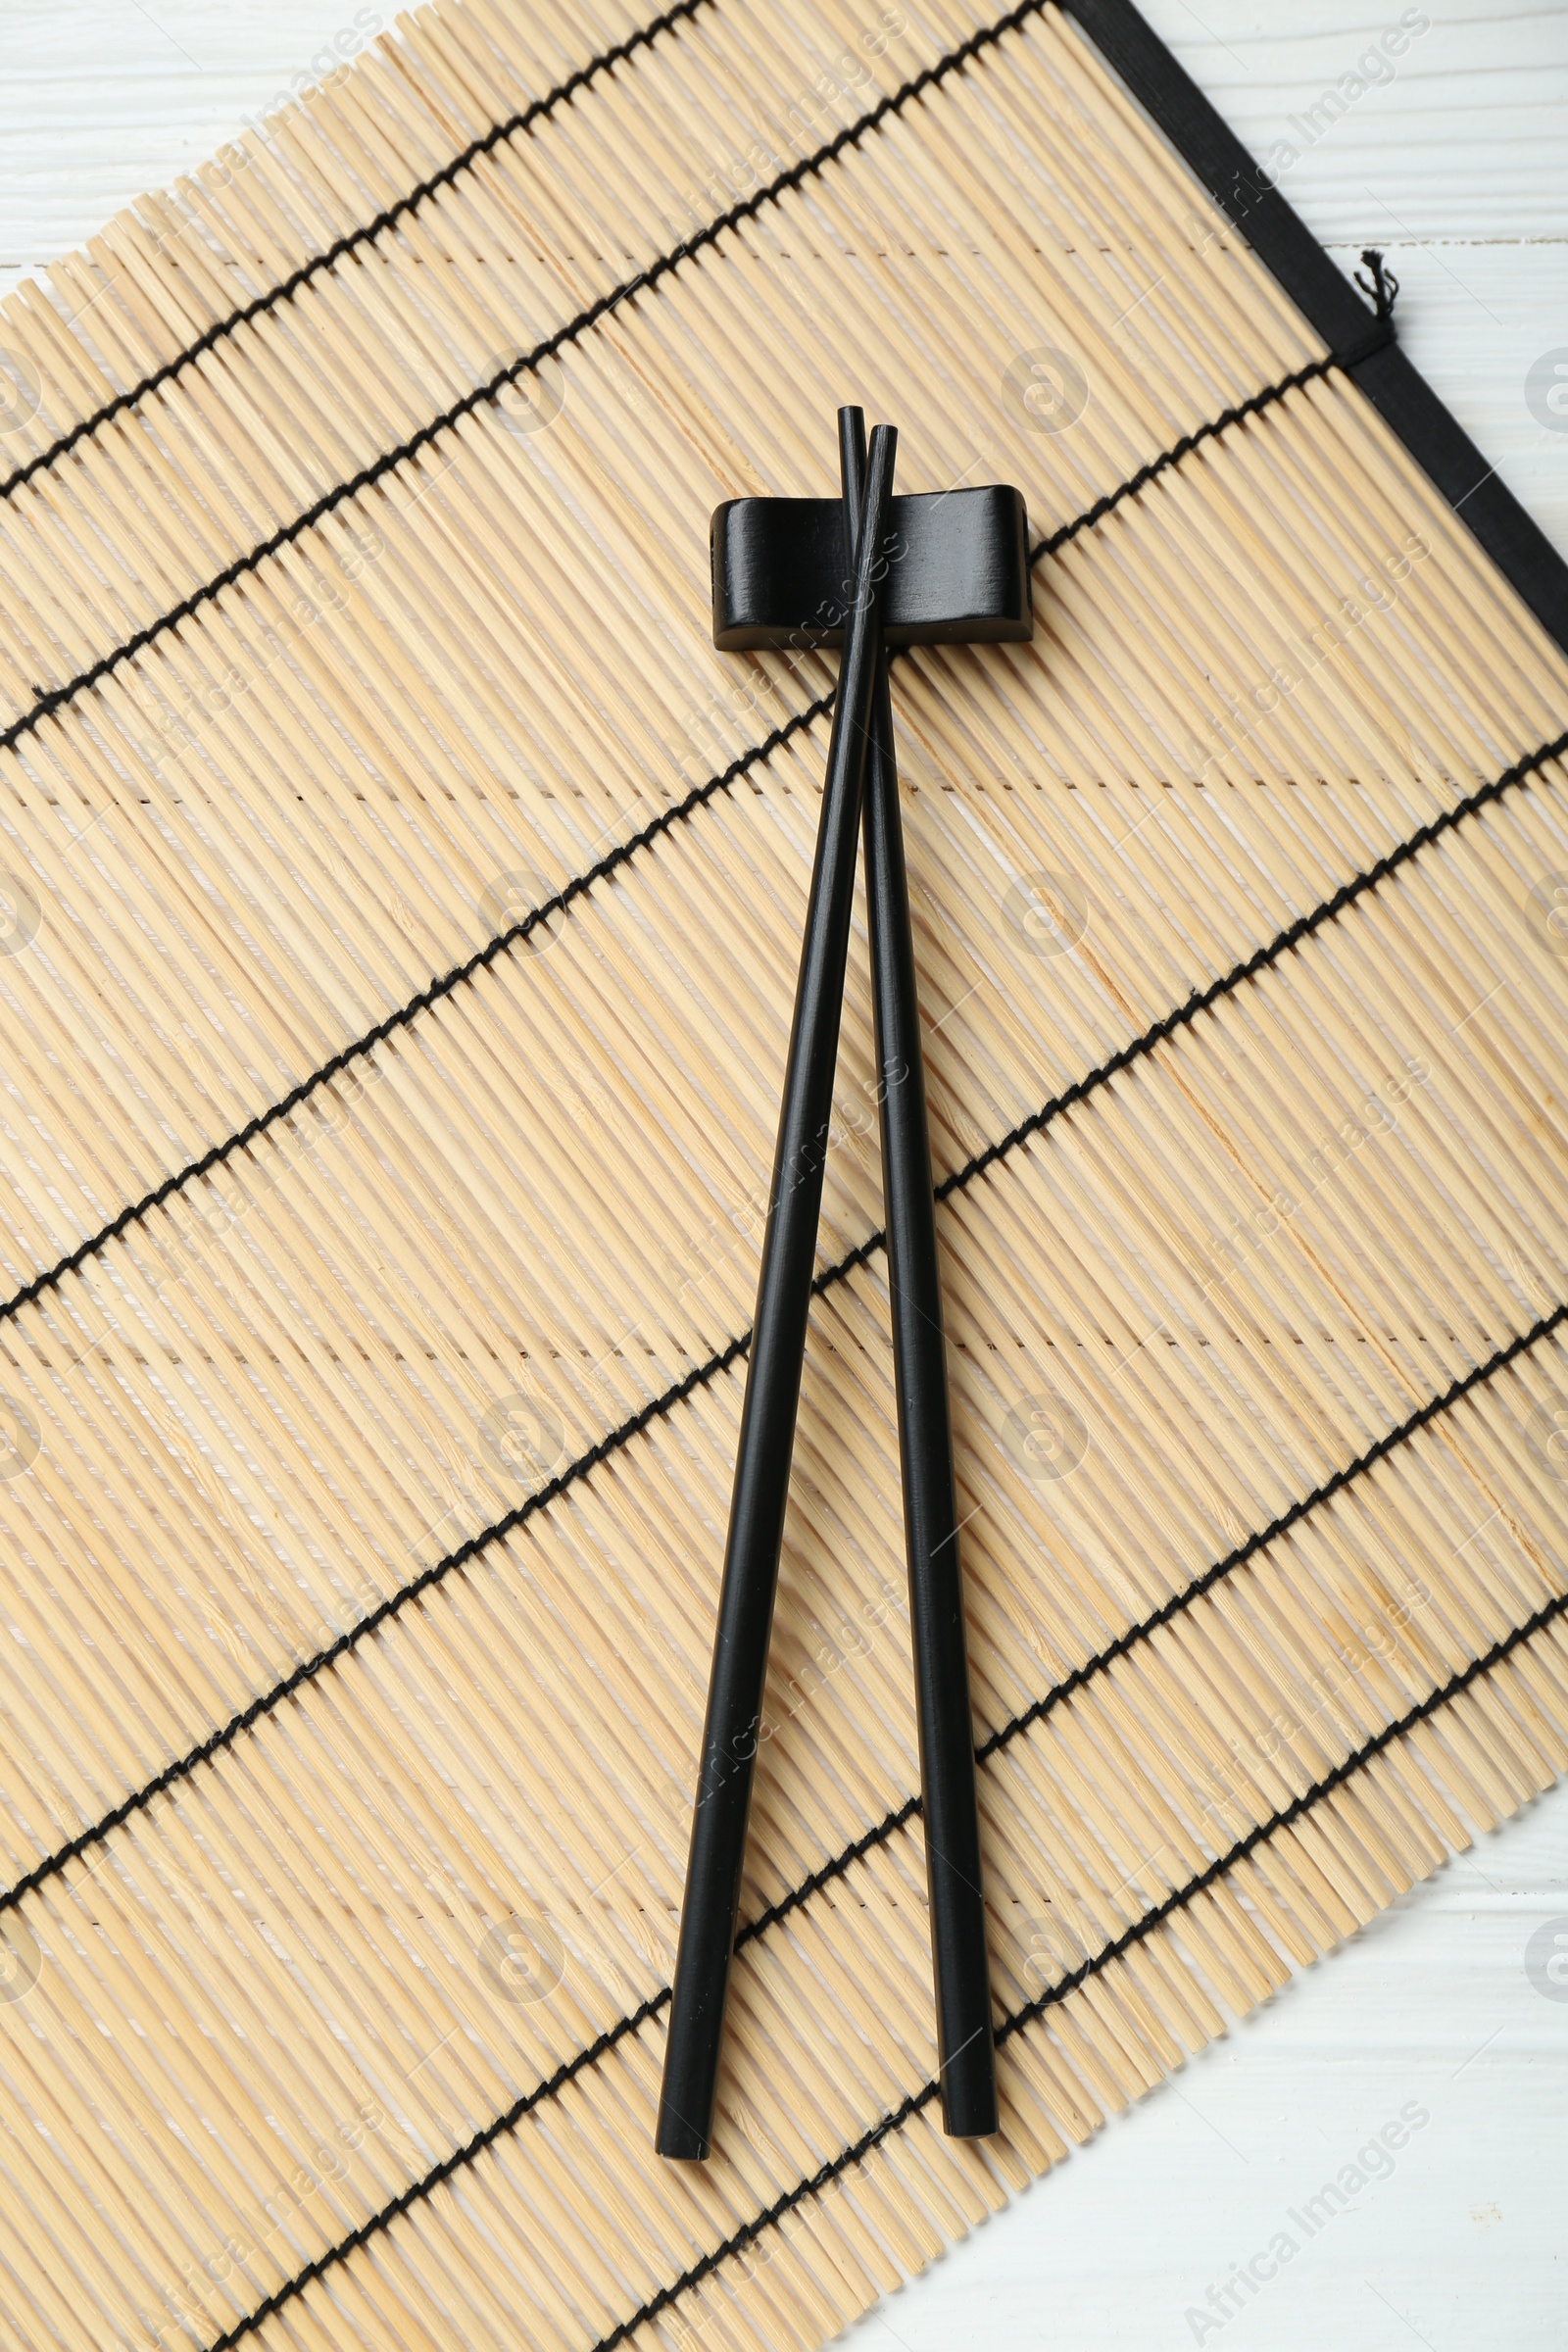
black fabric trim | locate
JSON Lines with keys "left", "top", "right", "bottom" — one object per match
{"left": 0, "top": 348, "right": 1390, "bottom": 1332}
{"left": 1062, "top": 0, "right": 1568, "bottom": 658}
{"left": 7, "top": 721, "right": 1563, "bottom": 1924}
{"left": 199, "top": 1567, "right": 1568, "bottom": 2352}
{"left": 0, "top": 1, "right": 711, "bottom": 507}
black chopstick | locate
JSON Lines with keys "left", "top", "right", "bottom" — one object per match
{"left": 839, "top": 407, "right": 998, "bottom": 2137}
{"left": 657, "top": 423, "right": 900, "bottom": 2162}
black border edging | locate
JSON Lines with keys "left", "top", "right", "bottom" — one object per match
{"left": 1063, "top": 0, "right": 1568, "bottom": 659}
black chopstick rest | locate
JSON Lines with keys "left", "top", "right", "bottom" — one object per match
{"left": 657, "top": 425, "right": 900, "bottom": 2164}
{"left": 711, "top": 485, "right": 1032, "bottom": 649}
{"left": 838, "top": 407, "right": 999, "bottom": 2140}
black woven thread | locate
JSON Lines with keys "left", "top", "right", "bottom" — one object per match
{"left": 0, "top": 0, "right": 710, "bottom": 508}
{"left": 0, "top": 333, "right": 1410, "bottom": 1333}
{"left": 1034, "top": 332, "right": 1393, "bottom": 567}
{"left": 0, "top": 0, "right": 1062, "bottom": 763}
{"left": 8, "top": 722, "right": 1565, "bottom": 1921}
{"left": 994, "top": 1591, "right": 1568, "bottom": 2048}
{"left": 0, "top": 699, "right": 829, "bottom": 1323}
{"left": 976, "top": 1295, "right": 1568, "bottom": 1762}
{"left": 583, "top": 2084, "right": 949, "bottom": 2352}
{"left": 584, "top": 1582, "right": 1568, "bottom": 2352}
{"left": 936, "top": 726, "right": 1568, "bottom": 1204}
{"left": 199, "top": 1573, "right": 1568, "bottom": 2352}
{"left": 1354, "top": 246, "right": 1400, "bottom": 326}
{"left": 0, "top": 1330, "right": 746, "bottom": 1918}
{"left": 202, "top": 1982, "right": 676, "bottom": 2352}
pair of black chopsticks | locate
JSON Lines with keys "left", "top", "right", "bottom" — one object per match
{"left": 657, "top": 411, "right": 996, "bottom": 2161}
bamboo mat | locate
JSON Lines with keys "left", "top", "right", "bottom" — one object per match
{"left": 0, "top": 1, "right": 1565, "bottom": 2346}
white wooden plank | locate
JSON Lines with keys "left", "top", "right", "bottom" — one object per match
{"left": 844, "top": 1774, "right": 1568, "bottom": 2351}
{"left": 1133, "top": 0, "right": 1568, "bottom": 242}
{"left": 0, "top": 0, "right": 386, "bottom": 297}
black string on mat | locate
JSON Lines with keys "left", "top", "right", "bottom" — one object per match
{"left": 1354, "top": 246, "right": 1401, "bottom": 326}
{"left": 195, "top": 1567, "right": 1568, "bottom": 2352}
{"left": 0, "top": 0, "right": 712, "bottom": 507}
{"left": 3, "top": 720, "right": 1563, "bottom": 1924}
{"left": 0, "top": 342, "right": 1420, "bottom": 1334}
{"left": 0, "top": 0, "right": 1406, "bottom": 769}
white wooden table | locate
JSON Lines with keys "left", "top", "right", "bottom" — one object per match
{"left": 2, "top": 7, "right": 1565, "bottom": 2347}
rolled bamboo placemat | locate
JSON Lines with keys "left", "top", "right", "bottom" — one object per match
{"left": 0, "top": 2, "right": 1564, "bottom": 2347}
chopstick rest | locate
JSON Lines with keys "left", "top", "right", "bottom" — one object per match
{"left": 711, "top": 481, "right": 1032, "bottom": 650}
{"left": 658, "top": 423, "right": 901, "bottom": 2163}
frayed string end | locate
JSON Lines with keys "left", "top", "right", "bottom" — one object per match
{"left": 1355, "top": 246, "right": 1400, "bottom": 322}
